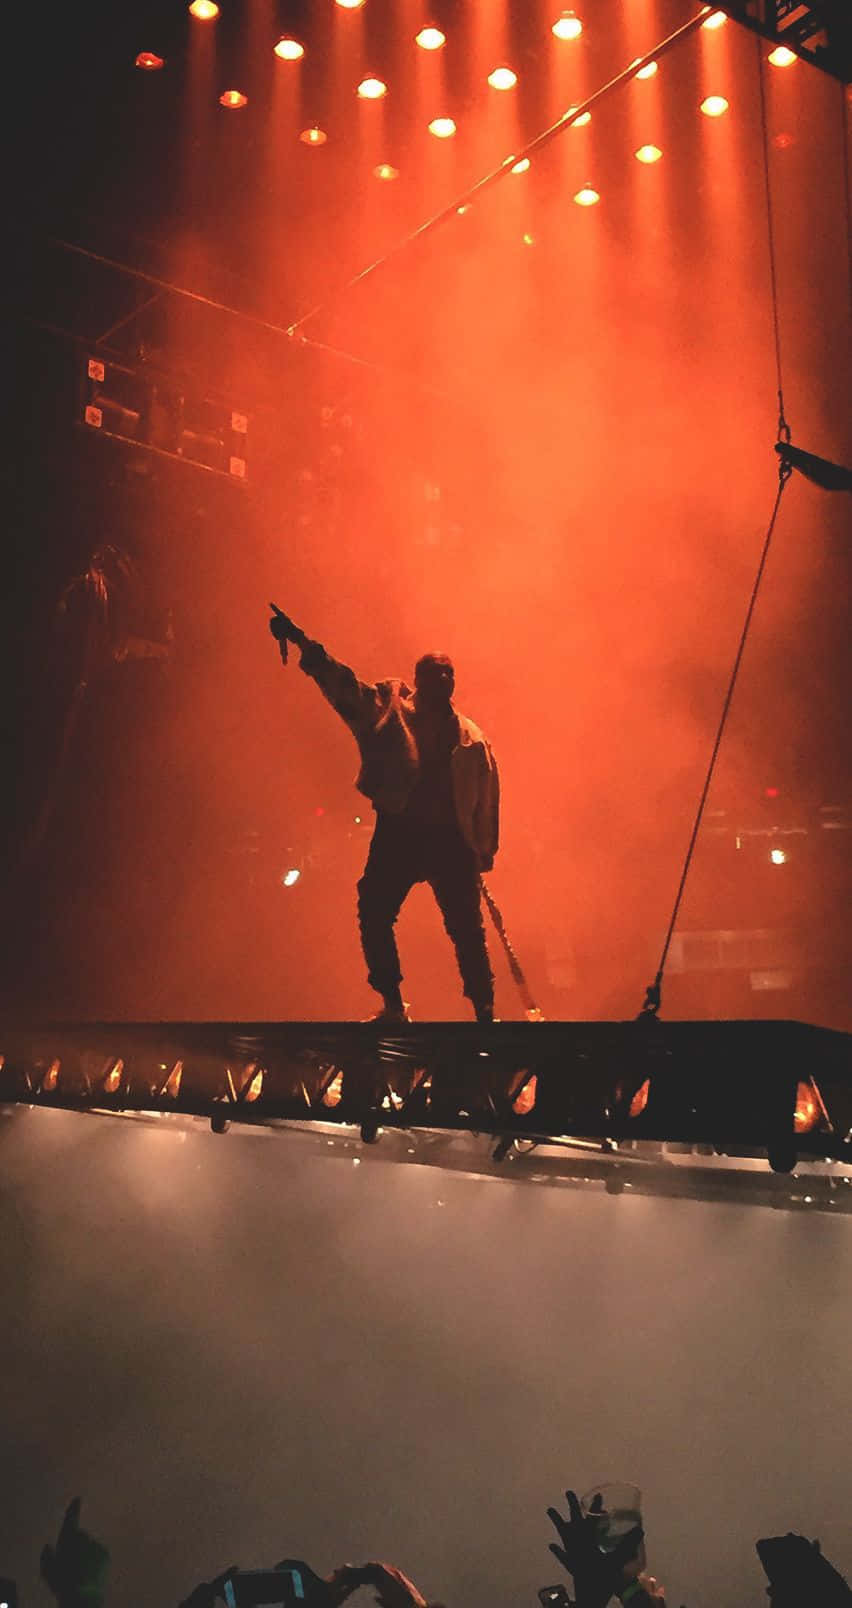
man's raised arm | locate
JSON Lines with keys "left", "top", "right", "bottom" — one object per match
{"left": 269, "top": 604, "right": 381, "bottom": 735}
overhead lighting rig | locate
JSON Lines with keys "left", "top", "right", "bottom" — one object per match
{"left": 713, "top": 1, "right": 851, "bottom": 81}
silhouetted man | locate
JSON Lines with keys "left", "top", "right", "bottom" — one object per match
{"left": 269, "top": 607, "right": 499, "bottom": 1022}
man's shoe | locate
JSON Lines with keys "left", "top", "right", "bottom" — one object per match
{"left": 361, "top": 1002, "right": 412, "bottom": 1024}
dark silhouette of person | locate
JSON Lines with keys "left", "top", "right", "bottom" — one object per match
{"left": 269, "top": 608, "right": 498, "bottom": 1022}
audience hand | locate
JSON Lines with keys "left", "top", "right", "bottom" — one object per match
{"left": 40, "top": 1499, "right": 109, "bottom": 1608}
{"left": 547, "top": 1490, "right": 644, "bottom": 1608}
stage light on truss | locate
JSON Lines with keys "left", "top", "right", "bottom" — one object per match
{"left": 552, "top": 11, "right": 583, "bottom": 41}
{"left": 357, "top": 75, "right": 387, "bottom": 98}
{"left": 43, "top": 1059, "right": 61, "bottom": 1093}
{"left": 101, "top": 1058, "right": 124, "bottom": 1094}
{"left": 374, "top": 162, "right": 399, "bottom": 180}
{"left": 511, "top": 1073, "right": 538, "bottom": 1116}
{"left": 770, "top": 847, "right": 787, "bottom": 866}
{"left": 636, "top": 60, "right": 658, "bottom": 79}
{"left": 189, "top": 0, "right": 219, "bottom": 17}
{"left": 488, "top": 66, "right": 518, "bottom": 90}
{"left": 700, "top": 94, "right": 729, "bottom": 116}
{"left": 768, "top": 45, "right": 797, "bottom": 67}
{"left": 511, "top": 156, "right": 531, "bottom": 174}
{"left": 281, "top": 868, "right": 301, "bottom": 887}
{"left": 242, "top": 1064, "right": 264, "bottom": 1102}
{"left": 794, "top": 1077, "right": 830, "bottom": 1135}
{"left": 564, "top": 105, "right": 591, "bottom": 126}
{"left": 322, "top": 1070, "right": 344, "bottom": 1107}
{"left": 629, "top": 1078, "right": 650, "bottom": 1118}
{"left": 702, "top": 9, "right": 727, "bottom": 27}
{"left": 429, "top": 116, "right": 456, "bottom": 138}
{"left": 574, "top": 184, "right": 600, "bottom": 205}
{"left": 220, "top": 89, "right": 248, "bottom": 108}
{"left": 274, "top": 37, "right": 305, "bottom": 61}
{"left": 416, "top": 26, "right": 446, "bottom": 50}
{"left": 635, "top": 144, "right": 663, "bottom": 163}
{"left": 135, "top": 52, "right": 164, "bottom": 70}
{"left": 300, "top": 124, "right": 327, "bottom": 144}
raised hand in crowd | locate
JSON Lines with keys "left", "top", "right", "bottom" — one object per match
{"left": 40, "top": 1499, "right": 110, "bottom": 1608}
{"left": 325, "top": 1561, "right": 444, "bottom": 1608}
{"left": 547, "top": 1489, "right": 663, "bottom": 1608}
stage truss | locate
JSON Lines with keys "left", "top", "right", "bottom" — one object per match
{"left": 2, "top": 1019, "right": 850, "bottom": 1213}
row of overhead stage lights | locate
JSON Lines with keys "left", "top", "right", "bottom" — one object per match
{"left": 136, "top": 5, "right": 801, "bottom": 199}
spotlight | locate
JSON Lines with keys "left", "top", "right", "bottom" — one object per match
{"left": 700, "top": 95, "right": 729, "bottom": 115}
{"left": 636, "top": 60, "right": 658, "bottom": 79}
{"left": 511, "top": 1073, "right": 538, "bottom": 1116}
{"left": 574, "top": 184, "right": 600, "bottom": 205}
{"left": 135, "top": 52, "right": 164, "bottom": 70}
{"left": 768, "top": 45, "right": 797, "bottom": 67}
{"left": 300, "top": 124, "right": 327, "bottom": 144}
{"left": 564, "top": 105, "right": 591, "bottom": 126}
{"left": 522, "top": 231, "right": 535, "bottom": 245}
{"left": 511, "top": 157, "right": 530, "bottom": 174}
{"left": 702, "top": 9, "right": 727, "bottom": 27}
{"left": 274, "top": 37, "right": 305, "bottom": 60}
{"left": 769, "top": 847, "right": 787, "bottom": 866}
{"left": 336, "top": 0, "right": 366, "bottom": 7}
{"left": 416, "top": 26, "right": 445, "bottom": 50}
{"left": 488, "top": 66, "right": 518, "bottom": 90}
{"left": 219, "top": 89, "right": 248, "bottom": 108}
{"left": 794, "top": 1077, "right": 830, "bottom": 1135}
{"left": 552, "top": 11, "right": 583, "bottom": 41}
{"left": 428, "top": 116, "right": 456, "bottom": 138}
{"left": 374, "top": 162, "right": 399, "bottom": 179}
{"left": 635, "top": 144, "right": 662, "bottom": 163}
{"left": 189, "top": 0, "right": 218, "bottom": 16}
{"left": 322, "top": 1070, "right": 344, "bottom": 1107}
{"left": 357, "top": 75, "right": 387, "bottom": 98}
{"left": 281, "top": 868, "right": 301, "bottom": 887}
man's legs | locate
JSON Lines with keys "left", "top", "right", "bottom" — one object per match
{"left": 428, "top": 834, "right": 494, "bottom": 1021}
{"left": 357, "top": 816, "right": 417, "bottom": 1013}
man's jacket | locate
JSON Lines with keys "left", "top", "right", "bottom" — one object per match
{"left": 298, "top": 640, "right": 500, "bottom": 869}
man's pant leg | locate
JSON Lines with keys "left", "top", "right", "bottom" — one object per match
{"left": 357, "top": 816, "right": 417, "bottom": 1000}
{"left": 428, "top": 834, "right": 494, "bottom": 1016}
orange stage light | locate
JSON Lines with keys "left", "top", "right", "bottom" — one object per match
{"left": 635, "top": 144, "right": 663, "bottom": 163}
{"left": 416, "top": 26, "right": 445, "bottom": 51}
{"left": 322, "top": 1070, "right": 344, "bottom": 1107}
{"left": 135, "top": 52, "right": 164, "bottom": 70}
{"left": 522, "top": 232, "right": 535, "bottom": 245}
{"left": 274, "top": 37, "right": 305, "bottom": 61}
{"left": 428, "top": 116, "right": 456, "bottom": 138}
{"left": 374, "top": 162, "right": 399, "bottom": 179}
{"left": 189, "top": 0, "right": 219, "bottom": 17}
{"left": 700, "top": 94, "right": 729, "bottom": 116}
{"left": 300, "top": 125, "right": 327, "bottom": 144}
{"left": 564, "top": 105, "right": 591, "bottom": 126}
{"left": 552, "top": 11, "right": 583, "bottom": 41}
{"left": 336, "top": 0, "right": 365, "bottom": 7}
{"left": 357, "top": 75, "right": 387, "bottom": 98}
{"left": 770, "top": 847, "right": 787, "bottom": 865}
{"left": 636, "top": 60, "right": 658, "bottom": 79}
{"left": 511, "top": 157, "right": 531, "bottom": 174}
{"left": 629, "top": 1078, "right": 650, "bottom": 1119}
{"left": 488, "top": 66, "right": 518, "bottom": 90}
{"left": 702, "top": 9, "right": 727, "bottom": 27}
{"left": 220, "top": 89, "right": 247, "bottom": 108}
{"left": 511, "top": 1074, "right": 538, "bottom": 1116}
{"left": 794, "top": 1078, "right": 829, "bottom": 1135}
{"left": 574, "top": 184, "right": 600, "bottom": 205}
{"left": 768, "top": 45, "right": 797, "bottom": 66}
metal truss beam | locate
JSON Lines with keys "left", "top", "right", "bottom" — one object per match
{"left": 717, "top": 1, "right": 852, "bottom": 81}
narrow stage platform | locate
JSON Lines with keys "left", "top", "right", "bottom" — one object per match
{"left": 2, "top": 1020, "right": 849, "bottom": 1197}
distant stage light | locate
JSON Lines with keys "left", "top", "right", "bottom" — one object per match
{"left": 773, "top": 131, "right": 795, "bottom": 148}
{"left": 416, "top": 26, "right": 446, "bottom": 50}
{"left": 770, "top": 848, "right": 787, "bottom": 866}
{"left": 635, "top": 144, "right": 662, "bottom": 163}
{"left": 488, "top": 66, "right": 518, "bottom": 90}
{"left": 768, "top": 45, "right": 797, "bottom": 66}
{"left": 552, "top": 11, "right": 583, "bottom": 41}
{"left": 189, "top": 0, "right": 219, "bottom": 17}
{"left": 702, "top": 9, "right": 727, "bottom": 27}
{"left": 136, "top": 52, "right": 164, "bottom": 70}
{"left": 522, "top": 231, "right": 535, "bottom": 245}
{"left": 574, "top": 184, "right": 600, "bottom": 205}
{"left": 511, "top": 1073, "right": 538, "bottom": 1116}
{"left": 636, "top": 60, "right": 658, "bottom": 79}
{"left": 429, "top": 116, "right": 456, "bottom": 137}
{"left": 511, "top": 157, "right": 531, "bottom": 174}
{"left": 564, "top": 105, "right": 591, "bottom": 126}
{"left": 282, "top": 868, "right": 301, "bottom": 887}
{"left": 274, "top": 37, "right": 305, "bottom": 60}
{"left": 357, "top": 75, "right": 387, "bottom": 98}
{"left": 701, "top": 94, "right": 729, "bottom": 115}
{"left": 336, "top": 0, "right": 366, "bottom": 7}
{"left": 220, "top": 89, "right": 248, "bottom": 108}
{"left": 322, "top": 1070, "right": 344, "bottom": 1107}
{"left": 374, "top": 162, "right": 399, "bottom": 179}
{"left": 300, "top": 124, "right": 327, "bottom": 144}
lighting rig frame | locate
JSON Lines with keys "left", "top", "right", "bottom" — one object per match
{"left": 716, "top": 0, "right": 852, "bottom": 81}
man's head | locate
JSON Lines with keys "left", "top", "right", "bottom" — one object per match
{"left": 413, "top": 653, "right": 455, "bottom": 710}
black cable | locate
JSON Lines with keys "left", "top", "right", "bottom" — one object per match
{"left": 755, "top": 37, "right": 790, "bottom": 443}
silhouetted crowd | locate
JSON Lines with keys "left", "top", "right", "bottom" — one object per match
{"left": 5, "top": 1491, "right": 851, "bottom": 1608}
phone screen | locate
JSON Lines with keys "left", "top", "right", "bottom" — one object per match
{"left": 223, "top": 1569, "right": 306, "bottom": 1607}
